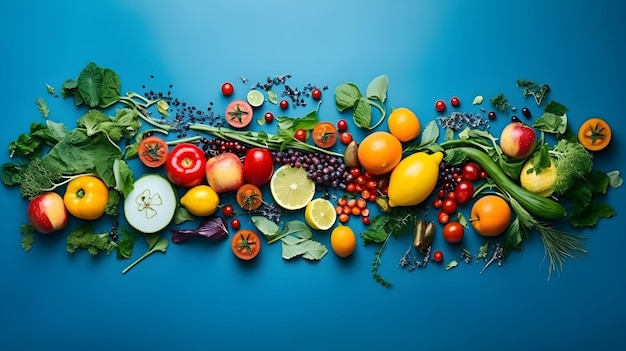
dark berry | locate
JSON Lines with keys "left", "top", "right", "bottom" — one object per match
{"left": 521, "top": 107, "right": 531, "bottom": 119}
{"left": 488, "top": 111, "right": 496, "bottom": 120}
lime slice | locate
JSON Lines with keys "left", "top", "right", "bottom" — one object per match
{"left": 304, "top": 198, "right": 337, "bottom": 231}
{"left": 247, "top": 89, "right": 265, "bottom": 108}
{"left": 270, "top": 165, "right": 315, "bottom": 210}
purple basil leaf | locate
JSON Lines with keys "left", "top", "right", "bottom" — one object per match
{"left": 170, "top": 216, "right": 229, "bottom": 244}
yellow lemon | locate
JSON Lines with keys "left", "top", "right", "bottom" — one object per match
{"left": 180, "top": 185, "right": 220, "bottom": 216}
{"left": 387, "top": 151, "right": 443, "bottom": 207}
{"left": 304, "top": 198, "right": 337, "bottom": 231}
{"left": 519, "top": 159, "right": 557, "bottom": 197}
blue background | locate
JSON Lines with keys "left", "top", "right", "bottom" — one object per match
{"left": 1, "top": 1, "right": 625, "bottom": 350}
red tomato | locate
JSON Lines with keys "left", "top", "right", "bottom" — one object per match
{"left": 294, "top": 129, "right": 307, "bottom": 142}
{"left": 450, "top": 96, "right": 460, "bottom": 107}
{"left": 222, "top": 204, "right": 234, "bottom": 217}
{"left": 454, "top": 180, "right": 474, "bottom": 205}
{"left": 442, "top": 198, "right": 457, "bottom": 214}
{"left": 280, "top": 99, "right": 289, "bottom": 109}
{"left": 432, "top": 250, "right": 444, "bottom": 262}
{"left": 231, "top": 229, "right": 261, "bottom": 260}
{"left": 340, "top": 132, "right": 353, "bottom": 145}
{"left": 435, "top": 99, "right": 446, "bottom": 112}
{"left": 337, "top": 119, "right": 348, "bottom": 131}
{"left": 461, "top": 162, "right": 482, "bottom": 181}
{"left": 437, "top": 210, "right": 449, "bottom": 224}
{"left": 225, "top": 100, "right": 254, "bottom": 128}
{"left": 311, "top": 88, "right": 322, "bottom": 100}
{"left": 243, "top": 148, "right": 274, "bottom": 186}
{"left": 138, "top": 135, "right": 169, "bottom": 168}
{"left": 312, "top": 121, "right": 338, "bottom": 148}
{"left": 165, "top": 143, "right": 207, "bottom": 187}
{"left": 264, "top": 112, "right": 274, "bottom": 123}
{"left": 221, "top": 82, "right": 234, "bottom": 96}
{"left": 230, "top": 218, "right": 241, "bottom": 230}
{"left": 443, "top": 221, "right": 464, "bottom": 243}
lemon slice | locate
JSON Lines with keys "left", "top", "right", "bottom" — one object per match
{"left": 304, "top": 198, "right": 337, "bottom": 231}
{"left": 247, "top": 89, "right": 265, "bottom": 108}
{"left": 270, "top": 165, "right": 315, "bottom": 210}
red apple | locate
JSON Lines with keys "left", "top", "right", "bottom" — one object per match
{"left": 27, "top": 192, "right": 68, "bottom": 234}
{"left": 205, "top": 152, "right": 245, "bottom": 193}
{"left": 499, "top": 122, "right": 537, "bottom": 159}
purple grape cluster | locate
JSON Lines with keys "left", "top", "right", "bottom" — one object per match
{"left": 273, "top": 149, "right": 349, "bottom": 189}
{"left": 437, "top": 161, "right": 462, "bottom": 194}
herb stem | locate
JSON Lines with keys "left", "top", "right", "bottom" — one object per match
{"left": 365, "top": 99, "right": 387, "bottom": 130}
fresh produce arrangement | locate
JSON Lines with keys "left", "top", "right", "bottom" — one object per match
{"left": 2, "top": 62, "right": 622, "bottom": 286}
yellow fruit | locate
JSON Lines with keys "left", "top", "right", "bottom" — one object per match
{"left": 387, "top": 107, "right": 421, "bottom": 142}
{"left": 387, "top": 151, "right": 443, "bottom": 207}
{"left": 519, "top": 159, "right": 556, "bottom": 197}
{"left": 304, "top": 198, "right": 337, "bottom": 231}
{"left": 269, "top": 164, "right": 316, "bottom": 210}
{"left": 330, "top": 226, "right": 357, "bottom": 257}
{"left": 180, "top": 185, "right": 220, "bottom": 217}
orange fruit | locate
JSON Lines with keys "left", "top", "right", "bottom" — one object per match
{"left": 470, "top": 195, "right": 512, "bottom": 237}
{"left": 387, "top": 107, "right": 420, "bottom": 142}
{"left": 357, "top": 131, "right": 402, "bottom": 175}
{"left": 330, "top": 226, "right": 357, "bottom": 257}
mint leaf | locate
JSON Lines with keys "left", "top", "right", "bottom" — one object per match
{"left": 352, "top": 97, "right": 372, "bottom": 129}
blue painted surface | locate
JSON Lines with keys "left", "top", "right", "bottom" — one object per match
{"left": 1, "top": 1, "right": 625, "bottom": 350}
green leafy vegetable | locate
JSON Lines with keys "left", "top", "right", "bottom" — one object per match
{"left": 20, "top": 224, "right": 35, "bottom": 252}
{"left": 122, "top": 233, "right": 168, "bottom": 274}
{"left": 334, "top": 75, "right": 388, "bottom": 130}
{"left": 66, "top": 224, "right": 117, "bottom": 255}
{"left": 516, "top": 79, "right": 550, "bottom": 105}
{"left": 564, "top": 170, "right": 618, "bottom": 227}
{"left": 533, "top": 101, "right": 569, "bottom": 135}
{"left": 489, "top": 92, "right": 510, "bottom": 112}
{"left": 251, "top": 216, "right": 328, "bottom": 260}
{"left": 116, "top": 228, "right": 138, "bottom": 260}
{"left": 445, "top": 260, "right": 458, "bottom": 270}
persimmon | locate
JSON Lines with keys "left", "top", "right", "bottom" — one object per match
{"left": 578, "top": 117, "right": 611, "bottom": 151}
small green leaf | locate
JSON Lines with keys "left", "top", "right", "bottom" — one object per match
{"left": 477, "top": 242, "right": 489, "bottom": 260}
{"left": 446, "top": 260, "right": 458, "bottom": 270}
{"left": 157, "top": 100, "right": 170, "bottom": 116}
{"left": 46, "top": 83, "right": 55, "bottom": 94}
{"left": 267, "top": 90, "right": 278, "bottom": 104}
{"left": 35, "top": 98, "right": 50, "bottom": 118}
{"left": 20, "top": 224, "right": 35, "bottom": 252}
{"left": 607, "top": 170, "right": 623, "bottom": 188}
{"left": 174, "top": 206, "right": 195, "bottom": 224}
{"left": 365, "top": 75, "right": 389, "bottom": 103}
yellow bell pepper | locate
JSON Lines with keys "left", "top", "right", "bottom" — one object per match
{"left": 63, "top": 175, "right": 109, "bottom": 220}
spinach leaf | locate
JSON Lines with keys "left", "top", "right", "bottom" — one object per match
{"left": 335, "top": 82, "right": 362, "bottom": 111}
{"left": 366, "top": 75, "right": 388, "bottom": 103}
{"left": 77, "top": 62, "right": 104, "bottom": 107}
{"left": 98, "top": 68, "right": 121, "bottom": 108}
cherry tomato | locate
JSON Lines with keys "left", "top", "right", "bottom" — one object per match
{"left": 437, "top": 210, "right": 449, "bottom": 224}
{"left": 443, "top": 221, "right": 464, "bottom": 243}
{"left": 362, "top": 216, "right": 371, "bottom": 225}
{"left": 231, "top": 229, "right": 260, "bottom": 260}
{"left": 165, "top": 143, "right": 206, "bottom": 187}
{"left": 230, "top": 218, "right": 241, "bottom": 230}
{"left": 349, "top": 167, "right": 361, "bottom": 178}
{"left": 337, "top": 119, "right": 348, "bottom": 131}
{"left": 312, "top": 121, "right": 338, "bottom": 148}
{"left": 243, "top": 148, "right": 274, "bottom": 187}
{"left": 221, "top": 82, "right": 234, "bottom": 96}
{"left": 294, "top": 128, "right": 307, "bottom": 142}
{"left": 432, "top": 198, "right": 443, "bottom": 209}
{"left": 432, "top": 250, "right": 444, "bottom": 262}
{"left": 264, "top": 111, "right": 274, "bottom": 123}
{"left": 450, "top": 96, "right": 460, "bottom": 107}
{"left": 346, "top": 183, "right": 356, "bottom": 193}
{"left": 340, "top": 132, "right": 353, "bottom": 145}
{"left": 311, "top": 88, "right": 322, "bottom": 100}
{"left": 454, "top": 180, "right": 474, "bottom": 205}
{"left": 137, "top": 135, "right": 169, "bottom": 168}
{"left": 442, "top": 198, "right": 457, "bottom": 214}
{"left": 437, "top": 188, "right": 447, "bottom": 199}
{"left": 222, "top": 205, "right": 234, "bottom": 217}
{"left": 279, "top": 99, "right": 289, "bottom": 109}
{"left": 435, "top": 99, "right": 446, "bottom": 112}
{"left": 461, "top": 162, "right": 482, "bottom": 181}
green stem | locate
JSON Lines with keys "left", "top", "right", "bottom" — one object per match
{"left": 366, "top": 99, "right": 387, "bottom": 130}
